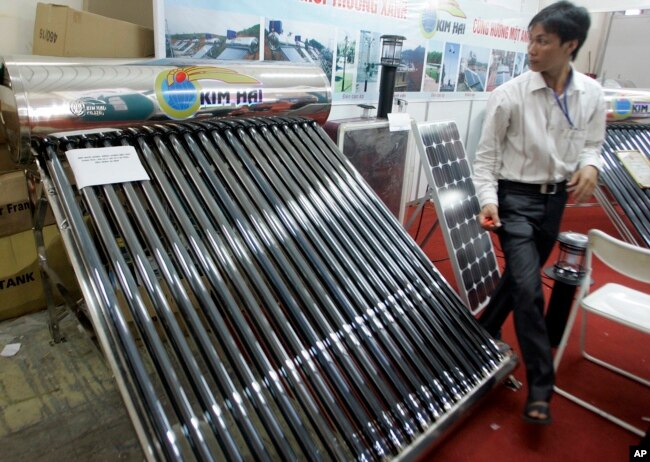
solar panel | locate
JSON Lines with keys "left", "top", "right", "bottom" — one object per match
{"left": 463, "top": 69, "right": 483, "bottom": 91}
{"left": 33, "top": 116, "right": 515, "bottom": 460}
{"left": 281, "top": 46, "right": 310, "bottom": 63}
{"left": 217, "top": 47, "right": 249, "bottom": 60}
{"left": 193, "top": 45, "right": 213, "bottom": 58}
{"left": 412, "top": 120, "right": 500, "bottom": 313}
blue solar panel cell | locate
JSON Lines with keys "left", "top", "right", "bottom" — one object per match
{"left": 442, "top": 164, "right": 453, "bottom": 184}
{"left": 479, "top": 257, "right": 490, "bottom": 276}
{"left": 476, "top": 282, "right": 487, "bottom": 301}
{"left": 457, "top": 247, "right": 467, "bottom": 268}
{"left": 460, "top": 222, "right": 471, "bottom": 244}
{"left": 462, "top": 268, "right": 474, "bottom": 289}
{"left": 465, "top": 240, "right": 477, "bottom": 263}
{"left": 469, "top": 217, "right": 480, "bottom": 236}
{"left": 478, "top": 233, "right": 492, "bottom": 254}
{"left": 468, "top": 289, "right": 479, "bottom": 309}
{"left": 426, "top": 146, "right": 438, "bottom": 165}
{"left": 432, "top": 128, "right": 443, "bottom": 145}
{"left": 462, "top": 163, "right": 472, "bottom": 180}
{"left": 451, "top": 227, "right": 462, "bottom": 248}
{"left": 441, "top": 125, "right": 453, "bottom": 142}
{"left": 470, "top": 263, "right": 481, "bottom": 283}
{"left": 443, "top": 206, "right": 456, "bottom": 228}
{"left": 451, "top": 163, "right": 462, "bottom": 182}
{"left": 449, "top": 142, "right": 461, "bottom": 161}
{"left": 432, "top": 166, "right": 444, "bottom": 187}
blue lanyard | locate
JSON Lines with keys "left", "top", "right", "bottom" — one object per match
{"left": 553, "top": 72, "right": 574, "bottom": 128}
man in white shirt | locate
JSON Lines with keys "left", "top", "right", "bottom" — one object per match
{"left": 472, "top": 0, "right": 606, "bottom": 425}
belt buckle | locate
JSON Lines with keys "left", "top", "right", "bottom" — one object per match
{"left": 540, "top": 183, "right": 557, "bottom": 194}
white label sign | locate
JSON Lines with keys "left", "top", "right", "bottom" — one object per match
{"left": 65, "top": 146, "right": 150, "bottom": 189}
{"left": 388, "top": 112, "right": 411, "bottom": 132}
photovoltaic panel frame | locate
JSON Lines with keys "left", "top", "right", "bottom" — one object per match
{"left": 412, "top": 120, "right": 500, "bottom": 313}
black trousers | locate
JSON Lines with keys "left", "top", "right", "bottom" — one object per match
{"left": 479, "top": 182, "right": 567, "bottom": 402}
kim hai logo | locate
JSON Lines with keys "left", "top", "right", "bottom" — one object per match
{"left": 420, "top": 0, "right": 467, "bottom": 39}
{"left": 155, "top": 66, "right": 260, "bottom": 120}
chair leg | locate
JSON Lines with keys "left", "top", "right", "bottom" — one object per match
{"left": 582, "top": 352, "right": 650, "bottom": 387}
{"left": 579, "top": 309, "right": 650, "bottom": 387}
{"left": 553, "top": 299, "right": 581, "bottom": 372}
{"left": 553, "top": 385, "right": 646, "bottom": 437}
{"left": 554, "top": 303, "right": 649, "bottom": 437}
{"left": 579, "top": 309, "right": 588, "bottom": 358}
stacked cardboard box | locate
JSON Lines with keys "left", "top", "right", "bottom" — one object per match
{"left": 33, "top": 3, "right": 154, "bottom": 58}
{"left": 0, "top": 171, "right": 55, "bottom": 238}
{"left": 0, "top": 170, "right": 78, "bottom": 321}
{"left": 0, "top": 223, "right": 80, "bottom": 321}
{"left": 0, "top": 2, "right": 159, "bottom": 320}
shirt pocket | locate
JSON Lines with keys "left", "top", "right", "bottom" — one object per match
{"left": 563, "top": 127, "right": 588, "bottom": 157}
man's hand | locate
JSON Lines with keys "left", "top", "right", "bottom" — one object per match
{"left": 478, "top": 203, "right": 501, "bottom": 231}
{"left": 567, "top": 165, "right": 598, "bottom": 204}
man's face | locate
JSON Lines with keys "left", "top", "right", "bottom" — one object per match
{"left": 527, "top": 23, "right": 577, "bottom": 74}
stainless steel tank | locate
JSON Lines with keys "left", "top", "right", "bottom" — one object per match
{"left": 0, "top": 56, "right": 331, "bottom": 164}
{"left": 604, "top": 87, "right": 650, "bottom": 123}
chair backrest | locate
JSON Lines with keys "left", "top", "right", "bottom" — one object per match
{"left": 587, "top": 229, "right": 650, "bottom": 284}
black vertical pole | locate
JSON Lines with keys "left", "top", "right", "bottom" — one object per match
{"left": 545, "top": 280, "right": 580, "bottom": 347}
{"left": 377, "top": 64, "right": 397, "bottom": 119}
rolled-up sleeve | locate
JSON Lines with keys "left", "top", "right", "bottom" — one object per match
{"left": 472, "top": 91, "right": 510, "bottom": 208}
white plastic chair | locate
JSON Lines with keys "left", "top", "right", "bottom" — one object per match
{"left": 553, "top": 228, "right": 650, "bottom": 437}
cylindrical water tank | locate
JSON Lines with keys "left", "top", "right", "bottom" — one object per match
{"left": 0, "top": 56, "right": 331, "bottom": 164}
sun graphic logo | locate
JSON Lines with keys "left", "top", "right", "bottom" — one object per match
{"left": 155, "top": 66, "right": 260, "bottom": 120}
{"left": 420, "top": 0, "right": 467, "bottom": 39}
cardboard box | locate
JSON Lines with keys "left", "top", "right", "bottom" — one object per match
{"left": 83, "top": 0, "right": 153, "bottom": 29}
{"left": 33, "top": 3, "right": 154, "bottom": 58}
{"left": 0, "top": 224, "right": 80, "bottom": 321}
{"left": 0, "top": 144, "right": 20, "bottom": 174}
{"left": 0, "top": 170, "right": 55, "bottom": 238}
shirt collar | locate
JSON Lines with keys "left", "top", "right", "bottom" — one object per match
{"left": 528, "top": 63, "right": 583, "bottom": 94}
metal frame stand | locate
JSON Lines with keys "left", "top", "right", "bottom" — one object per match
{"left": 27, "top": 168, "right": 90, "bottom": 344}
{"left": 404, "top": 187, "right": 439, "bottom": 248}
{"left": 593, "top": 184, "right": 641, "bottom": 246}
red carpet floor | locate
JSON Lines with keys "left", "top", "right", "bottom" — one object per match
{"left": 404, "top": 200, "right": 649, "bottom": 461}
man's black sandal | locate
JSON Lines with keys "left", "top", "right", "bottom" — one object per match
{"left": 522, "top": 400, "right": 552, "bottom": 425}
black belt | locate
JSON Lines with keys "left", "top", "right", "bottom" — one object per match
{"left": 498, "top": 179, "right": 567, "bottom": 195}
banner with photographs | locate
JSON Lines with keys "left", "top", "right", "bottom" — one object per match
{"left": 154, "top": 0, "right": 534, "bottom": 102}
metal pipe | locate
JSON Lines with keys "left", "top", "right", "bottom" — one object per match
{"left": 129, "top": 127, "right": 310, "bottom": 461}
{"left": 287, "top": 121, "right": 501, "bottom": 373}
{"left": 241, "top": 119, "right": 469, "bottom": 402}
{"left": 208, "top": 120, "right": 440, "bottom": 430}
{"left": 40, "top": 140, "right": 184, "bottom": 461}
{"left": 173, "top": 123, "right": 402, "bottom": 456}
{"left": 253, "top": 122, "right": 470, "bottom": 400}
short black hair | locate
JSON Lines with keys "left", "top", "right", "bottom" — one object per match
{"left": 529, "top": 1, "right": 591, "bottom": 60}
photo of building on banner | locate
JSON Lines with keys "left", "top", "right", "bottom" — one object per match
{"left": 154, "top": 0, "right": 533, "bottom": 101}
{"left": 265, "top": 18, "right": 335, "bottom": 83}
{"left": 164, "top": 8, "right": 261, "bottom": 60}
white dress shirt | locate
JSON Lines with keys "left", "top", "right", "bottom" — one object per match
{"left": 472, "top": 66, "right": 606, "bottom": 207}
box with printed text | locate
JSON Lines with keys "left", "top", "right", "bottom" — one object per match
{"left": 33, "top": 3, "right": 154, "bottom": 58}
